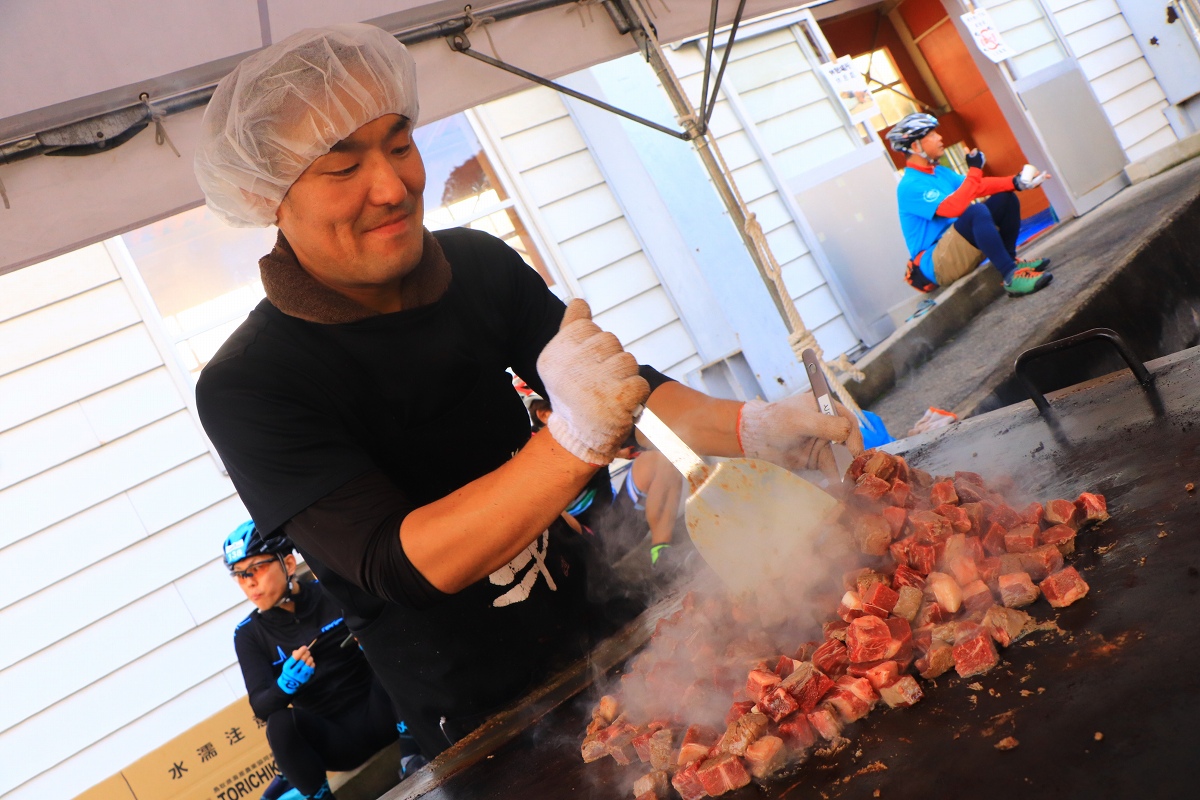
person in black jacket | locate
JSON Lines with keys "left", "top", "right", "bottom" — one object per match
{"left": 224, "top": 521, "right": 424, "bottom": 800}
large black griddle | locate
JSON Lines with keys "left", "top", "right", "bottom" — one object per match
{"left": 390, "top": 344, "right": 1200, "bottom": 800}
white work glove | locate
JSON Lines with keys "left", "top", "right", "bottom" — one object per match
{"left": 537, "top": 299, "right": 650, "bottom": 465}
{"left": 1014, "top": 163, "right": 1050, "bottom": 191}
{"left": 739, "top": 391, "right": 864, "bottom": 476}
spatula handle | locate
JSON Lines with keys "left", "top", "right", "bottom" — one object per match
{"left": 634, "top": 406, "right": 707, "bottom": 483}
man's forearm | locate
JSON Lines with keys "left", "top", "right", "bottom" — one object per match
{"left": 636, "top": 380, "right": 743, "bottom": 457}
{"left": 399, "top": 430, "right": 596, "bottom": 593}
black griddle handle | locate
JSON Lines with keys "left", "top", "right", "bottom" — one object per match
{"left": 1015, "top": 328, "right": 1153, "bottom": 417}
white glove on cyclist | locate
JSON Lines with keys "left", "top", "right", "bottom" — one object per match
{"left": 537, "top": 299, "right": 650, "bottom": 465}
{"left": 739, "top": 391, "right": 864, "bottom": 474}
{"left": 1014, "top": 163, "right": 1050, "bottom": 191}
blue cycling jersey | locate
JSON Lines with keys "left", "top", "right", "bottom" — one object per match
{"left": 897, "top": 165, "right": 964, "bottom": 281}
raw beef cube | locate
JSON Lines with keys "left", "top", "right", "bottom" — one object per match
{"left": 746, "top": 669, "right": 781, "bottom": 702}
{"left": 776, "top": 713, "right": 817, "bottom": 751}
{"left": 961, "top": 502, "right": 985, "bottom": 535}
{"left": 633, "top": 771, "right": 670, "bottom": 799}
{"left": 883, "top": 509, "right": 908, "bottom": 543}
{"left": 697, "top": 753, "right": 752, "bottom": 796}
{"left": 909, "top": 510, "right": 953, "bottom": 542}
{"left": 916, "top": 641, "right": 955, "bottom": 679}
{"left": 812, "top": 639, "right": 850, "bottom": 678}
{"left": 581, "top": 733, "right": 607, "bottom": 763}
{"left": 887, "top": 477, "right": 912, "bottom": 508}
{"left": 954, "top": 470, "right": 984, "bottom": 486}
{"left": 824, "top": 620, "right": 850, "bottom": 640}
{"left": 1040, "top": 567, "right": 1090, "bottom": 608}
{"left": 879, "top": 675, "right": 924, "bottom": 708}
{"left": 837, "top": 674, "right": 880, "bottom": 705}
{"left": 760, "top": 685, "right": 800, "bottom": 722}
{"left": 717, "top": 712, "right": 768, "bottom": 756}
{"left": 1020, "top": 502, "right": 1045, "bottom": 527}
{"left": 632, "top": 728, "right": 658, "bottom": 763}
{"left": 595, "top": 694, "right": 619, "bottom": 724}
{"left": 943, "top": 533, "right": 972, "bottom": 562}
{"left": 679, "top": 725, "right": 717, "bottom": 766}
{"left": 960, "top": 579, "right": 995, "bottom": 617}
{"left": 807, "top": 707, "right": 844, "bottom": 741}
{"left": 892, "top": 564, "right": 927, "bottom": 591}
{"left": 726, "top": 700, "right": 755, "bottom": 726}
{"left": 781, "top": 663, "right": 835, "bottom": 712}
{"left": 855, "top": 473, "right": 892, "bottom": 500}
{"left": 998, "top": 571, "right": 1040, "bottom": 608}
{"left": 983, "top": 522, "right": 1008, "bottom": 557}
{"left": 862, "top": 660, "right": 900, "bottom": 691}
{"left": 1044, "top": 498, "right": 1079, "bottom": 529}
{"left": 847, "top": 451, "right": 871, "bottom": 482}
{"left": 976, "top": 556, "right": 1002, "bottom": 586}
{"left": 997, "top": 553, "right": 1026, "bottom": 576}
{"left": 677, "top": 742, "right": 709, "bottom": 768}
{"left": 794, "top": 641, "right": 820, "bottom": 662}
{"left": 930, "top": 480, "right": 959, "bottom": 506}
{"left": 775, "top": 655, "right": 796, "bottom": 679}
{"left": 744, "top": 735, "right": 788, "bottom": 779}
{"left": 988, "top": 503, "right": 1023, "bottom": 530}
{"left": 649, "top": 729, "right": 674, "bottom": 772}
{"left": 826, "top": 687, "right": 872, "bottom": 723}
{"left": 863, "top": 582, "right": 900, "bottom": 614}
{"left": 953, "top": 630, "right": 1000, "bottom": 678}
{"left": 926, "top": 572, "right": 964, "bottom": 613}
{"left": 935, "top": 504, "right": 972, "bottom": 533}
{"left": 1018, "top": 544, "right": 1064, "bottom": 582}
{"left": 909, "top": 542, "right": 938, "bottom": 575}
{"left": 863, "top": 450, "right": 901, "bottom": 481}
{"left": 1041, "top": 524, "right": 1077, "bottom": 556}
{"left": 946, "top": 554, "right": 980, "bottom": 587}
{"left": 850, "top": 513, "right": 893, "bottom": 556}
{"left": 963, "top": 536, "right": 985, "bottom": 563}
{"left": 914, "top": 600, "right": 946, "bottom": 628}
{"left": 885, "top": 617, "right": 913, "bottom": 661}
{"left": 982, "top": 605, "right": 1032, "bottom": 648}
{"left": 671, "top": 763, "right": 707, "bottom": 800}
{"left": 1075, "top": 492, "right": 1109, "bottom": 526}
{"left": 847, "top": 616, "right": 893, "bottom": 663}
{"left": 1004, "top": 524, "right": 1039, "bottom": 554}
{"left": 954, "top": 478, "right": 986, "bottom": 504}
{"left": 893, "top": 585, "right": 923, "bottom": 622}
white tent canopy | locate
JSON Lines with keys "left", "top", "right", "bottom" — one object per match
{"left": 0, "top": 0, "right": 807, "bottom": 276}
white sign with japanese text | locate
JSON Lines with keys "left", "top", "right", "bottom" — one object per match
{"left": 961, "top": 8, "right": 1016, "bottom": 63}
{"left": 818, "top": 57, "right": 880, "bottom": 124}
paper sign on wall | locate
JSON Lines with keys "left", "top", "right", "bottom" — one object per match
{"left": 818, "top": 57, "right": 880, "bottom": 124}
{"left": 961, "top": 8, "right": 1015, "bottom": 63}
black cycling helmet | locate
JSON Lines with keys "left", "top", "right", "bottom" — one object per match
{"left": 886, "top": 112, "right": 940, "bottom": 155}
{"left": 222, "top": 520, "right": 292, "bottom": 568}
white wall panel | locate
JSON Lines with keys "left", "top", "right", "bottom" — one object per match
{"left": 0, "top": 404, "right": 100, "bottom": 491}
{"left": 0, "top": 326, "right": 162, "bottom": 434}
{"left": 781, "top": 255, "right": 827, "bottom": 301}
{"left": 0, "top": 244, "right": 118, "bottom": 324}
{"left": 0, "top": 282, "right": 140, "bottom": 378}
{"left": 0, "top": 496, "right": 146, "bottom": 611}
{"left": 481, "top": 88, "right": 570, "bottom": 137}
{"left": 174, "top": 560, "right": 252, "bottom": 626}
{"left": 0, "top": 586, "right": 198, "bottom": 733}
{"left": 126, "top": 455, "right": 237, "bottom": 536}
{"left": 556, "top": 219, "right": 642, "bottom": 278}
{"left": 79, "top": 368, "right": 186, "bottom": 444}
{"left": 578, "top": 254, "right": 661, "bottom": 315}
{"left": 0, "top": 496, "right": 247, "bottom": 670}
{"left": 625, "top": 321, "right": 700, "bottom": 376}
{"left": 0, "top": 411, "right": 208, "bottom": 550}
{"left": 764, "top": 223, "right": 811, "bottom": 265}
{"left": 730, "top": 161, "right": 777, "bottom": 203}
{"left": 539, "top": 184, "right": 625, "bottom": 242}
{"left": 745, "top": 194, "right": 793, "bottom": 235}
{"left": 520, "top": 150, "right": 606, "bottom": 207}
{"left": 594, "top": 288, "right": 680, "bottom": 346}
{"left": 0, "top": 606, "right": 246, "bottom": 796}
{"left": 4, "top": 675, "right": 241, "bottom": 800}
{"left": 502, "top": 116, "right": 589, "bottom": 172}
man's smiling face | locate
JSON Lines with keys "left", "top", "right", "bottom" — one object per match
{"left": 276, "top": 114, "right": 428, "bottom": 298}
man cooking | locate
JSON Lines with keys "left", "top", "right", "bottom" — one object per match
{"left": 193, "top": 22, "right": 862, "bottom": 758}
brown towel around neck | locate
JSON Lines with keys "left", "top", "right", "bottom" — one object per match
{"left": 259, "top": 228, "right": 450, "bottom": 324}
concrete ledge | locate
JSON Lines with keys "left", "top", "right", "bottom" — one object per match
{"left": 842, "top": 264, "right": 1003, "bottom": 408}
{"left": 1125, "top": 131, "right": 1200, "bottom": 185}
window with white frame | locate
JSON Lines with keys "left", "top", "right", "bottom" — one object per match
{"left": 119, "top": 111, "right": 554, "bottom": 381}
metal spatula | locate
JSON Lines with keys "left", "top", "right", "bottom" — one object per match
{"left": 635, "top": 407, "right": 839, "bottom": 595}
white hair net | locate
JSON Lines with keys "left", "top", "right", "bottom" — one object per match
{"left": 194, "top": 23, "right": 419, "bottom": 227}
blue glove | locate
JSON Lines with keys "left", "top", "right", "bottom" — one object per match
{"left": 966, "top": 149, "right": 986, "bottom": 170}
{"left": 277, "top": 656, "right": 314, "bottom": 695}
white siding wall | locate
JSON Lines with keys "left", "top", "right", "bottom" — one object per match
{"left": 1046, "top": 0, "right": 1178, "bottom": 161}
{"left": 0, "top": 245, "right": 251, "bottom": 799}
{"left": 664, "top": 30, "right": 859, "bottom": 359}
{"left": 477, "top": 89, "right": 703, "bottom": 379}
{"left": 985, "top": 0, "right": 1178, "bottom": 162}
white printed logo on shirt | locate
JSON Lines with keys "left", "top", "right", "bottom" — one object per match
{"left": 923, "top": 189, "right": 942, "bottom": 203}
{"left": 489, "top": 530, "right": 558, "bottom": 607}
